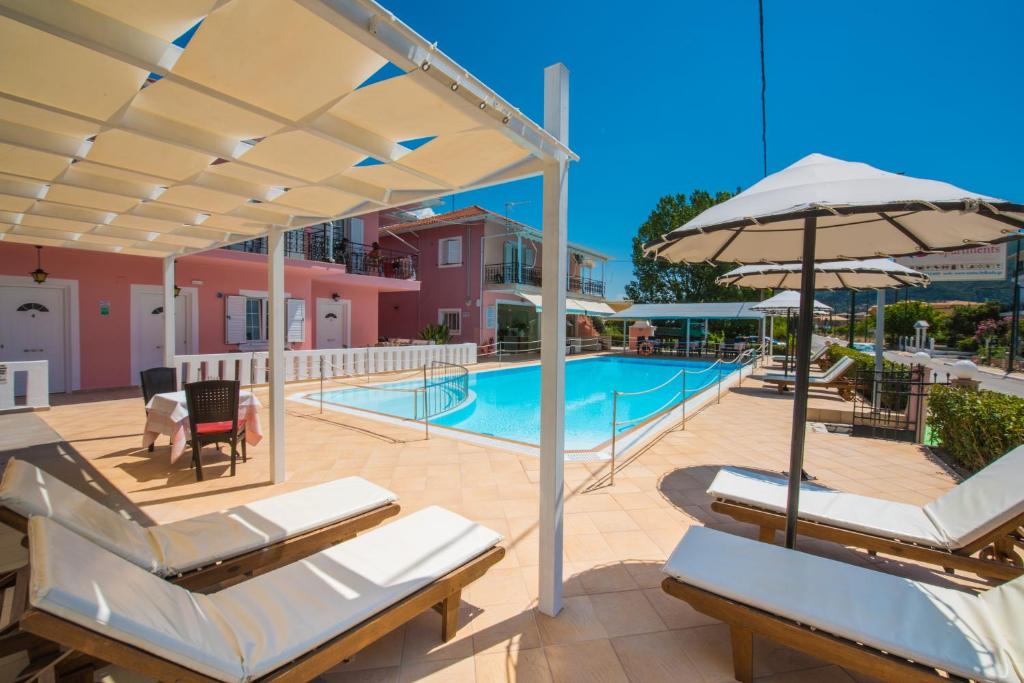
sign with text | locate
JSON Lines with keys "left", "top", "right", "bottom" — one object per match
{"left": 896, "top": 244, "right": 1006, "bottom": 282}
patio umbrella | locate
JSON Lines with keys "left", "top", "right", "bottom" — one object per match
{"left": 645, "top": 153, "right": 1024, "bottom": 549}
{"left": 724, "top": 259, "right": 930, "bottom": 371}
{"left": 752, "top": 291, "right": 832, "bottom": 376}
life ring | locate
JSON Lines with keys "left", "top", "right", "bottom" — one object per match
{"left": 638, "top": 341, "right": 654, "bottom": 356}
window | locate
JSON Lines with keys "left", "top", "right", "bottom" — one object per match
{"left": 438, "top": 308, "right": 461, "bottom": 335}
{"left": 245, "top": 298, "right": 267, "bottom": 341}
{"left": 438, "top": 236, "right": 462, "bottom": 267}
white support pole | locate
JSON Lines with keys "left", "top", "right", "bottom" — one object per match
{"left": 538, "top": 62, "right": 569, "bottom": 618}
{"left": 874, "top": 289, "right": 885, "bottom": 375}
{"left": 162, "top": 256, "right": 175, "bottom": 368}
{"left": 268, "top": 228, "right": 287, "bottom": 483}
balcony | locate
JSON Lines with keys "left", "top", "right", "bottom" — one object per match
{"left": 224, "top": 227, "right": 417, "bottom": 280}
{"left": 484, "top": 262, "right": 606, "bottom": 298}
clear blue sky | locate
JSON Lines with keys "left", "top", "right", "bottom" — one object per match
{"left": 386, "top": 0, "right": 1024, "bottom": 298}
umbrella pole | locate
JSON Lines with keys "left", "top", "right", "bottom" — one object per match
{"left": 784, "top": 309, "right": 792, "bottom": 375}
{"left": 848, "top": 290, "right": 855, "bottom": 346}
{"left": 784, "top": 216, "right": 818, "bottom": 549}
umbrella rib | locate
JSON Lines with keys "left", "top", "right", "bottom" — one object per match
{"left": 709, "top": 227, "right": 745, "bottom": 261}
{"left": 836, "top": 273, "right": 851, "bottom": 290}
{"left": 879, "top": 213, "right": 931, "bottom": 251}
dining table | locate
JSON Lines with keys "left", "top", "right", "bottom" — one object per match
{"left": 142, "top": 389, "right": 263, "bottom": 463}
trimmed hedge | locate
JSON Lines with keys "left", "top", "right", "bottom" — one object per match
{"left": 927, "top": 386, "right": 1024, "bottom": 472}
{"left": 826, "top": 345, "right": 907, "bottom": 407}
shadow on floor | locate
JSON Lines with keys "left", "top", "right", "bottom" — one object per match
{"left": 0, "top": 412, "right": 153, "bottom": 526}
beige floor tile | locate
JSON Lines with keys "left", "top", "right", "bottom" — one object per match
{"left": 535, "top": 596, "right": 607, "bottom": 645}
{"left": 543, "top": 640, "right": 628, "bottom": 683}
{"left": 471, "top": 603, "right": 542, "bottom": 654}
{"left": 587, "top": 589, "right": 665, "bottom": 637}
{"left": 610, "top": 631, "right": 705, "bottom": 683}
{"left": 399, "top": 657, "right": 476, "bottom": 683}
{"left": 474, "top": 649, "right": 553, "bottom": 683}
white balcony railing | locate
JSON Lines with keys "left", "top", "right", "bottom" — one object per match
{"left": 173, "top": 343, "right": 477, "bottom": 386}
{"left": 0, "top": 360, "right": 50, "bottom": 412}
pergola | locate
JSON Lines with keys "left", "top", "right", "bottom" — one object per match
{"left": 608, "top": 302, "right": 767, "bottom": 346}
{"left": 0, "top": 0, "right": 576, "bottom": 615}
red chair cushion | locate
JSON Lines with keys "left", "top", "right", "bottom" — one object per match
{"left": 195, "top": 420, "right": 234, "bottom": 435}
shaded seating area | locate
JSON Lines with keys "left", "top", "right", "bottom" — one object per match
{"left": 706, "top": 447, "right": 1024, "bottom": 580}
{"left": 761, "top": 355, "right": 857, "bottom": 400}
{"left": 8, "top": 509, "right": 503, "bottom": 682}
{"left": 0, "top": 459, "right": 400, "bottom": 590}
{"left": 139, "top": 367, "right": 177, "bottom": 453}
{"left": 661, "top": 526, "right": 1023, "bottom": 683}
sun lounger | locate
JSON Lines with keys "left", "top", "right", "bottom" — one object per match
{"left": 707, "top": 446, "right": 1024, "bottom": 580}
{"left": 6, "top": 509, "right": 503, "bottom": 682}
{"left": 770, "top": 344, "right": 830, "bottom": 370}
{"left": 0, "top": 458, "right": 399, "bottom": 589}
{"left": 761, "top": 355, "right": 856, "bottom": 399}
{"left": 661, "top": 527, "right": 1022, "bottom": 683}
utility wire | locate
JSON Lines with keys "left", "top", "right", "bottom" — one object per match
{"left": 758, "top": 0, "right": 768, "bottom": 177}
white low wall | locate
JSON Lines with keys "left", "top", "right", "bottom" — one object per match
{"left": 174, "top": 343, "right": 477, "bottom": 386}
{"left": 0, "top": 360, "right": 49, "bottom": 412}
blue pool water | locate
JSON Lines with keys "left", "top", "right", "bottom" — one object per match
{"left": 311, "top": 356, "right": 740, "bottom": 450}
{"left": 852, "top": 342, "right": 875, "bottom": 353}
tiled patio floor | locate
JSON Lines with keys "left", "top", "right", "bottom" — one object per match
{"left": 1, "top": 362, "right": 972, "bottom": 683}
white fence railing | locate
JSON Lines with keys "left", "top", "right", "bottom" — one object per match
{"left": 173, "top": 343, "right": 477, "bottom": 386}
{"left": 0, "top": 360, "right": 49, "bottom": 411}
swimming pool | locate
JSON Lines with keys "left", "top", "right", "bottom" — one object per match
{"left": 308, "top": 356, "right": 742, "bottom": 451}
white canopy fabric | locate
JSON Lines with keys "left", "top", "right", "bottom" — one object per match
{"left": 516, "top": 293, "right": 614, "bottom": 317}
{"left": 719, "top": 258, "right": 930, "bottom": 290}
{"left": 607, "top": 302, "right": 764, "bottom": 320}
{"left": 751, "top": 291, "right": 832, "bottom": 315}
{"left": 645, "top": 154, "right": 1024, "bottom": 263}
{"left": 0, "top": 0, "right": 575, "bottom": 258}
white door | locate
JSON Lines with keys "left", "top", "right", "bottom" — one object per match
{"left": 0, "top": 285, "right": 66, "bottom": 393}
{"left": 316, "top": 298, "right": 349, "bottom": 349}
{"left": 135, "top": 290, "right": 189, "bottom": 375}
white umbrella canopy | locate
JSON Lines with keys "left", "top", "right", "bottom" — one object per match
{"left": 643, "top": 153, "right": 1024, "bottom": 550}
{"left": 719, "top": 258, "right": 930, "bottom": 290}
{"left": 751, "top": 290, "right": 832, "bottom": 315}
{"left": 646, "top": 154, "right": 1024, "bottom": 263}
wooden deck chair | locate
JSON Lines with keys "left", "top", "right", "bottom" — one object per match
{"left": 5, "top": 510, "right": 503, "bottom": 682}
{"left": 770, "top": 344, "right": 831, "bottom": 371}
{"left": 707, "top": 447, "right": 1024, "bottom": 581}
{"left": 661, "top": 527, "right": 1022, "bottom": 683}
{"left": 761, "top": 355, "right": 857, "bottom": 400}
{"left": 0, "top": 458, "right": 400, "bottom": 590}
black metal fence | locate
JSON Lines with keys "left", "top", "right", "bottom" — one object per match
{"left": 225, "top": 226, "right": 417, "bottom": 280}
{"left": 852, "top": 365, "right": 948, "bottom": 442}
{"left": 417, "top": 361, "right": 469, "bottom": 419}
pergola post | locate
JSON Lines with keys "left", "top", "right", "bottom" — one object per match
{"left": 268, "top": 227, "right": 287, "bottom": 483}
{"left": 538, "top": 62, "right": 569, "bottom": 618}
{"left": 162, "top": 256, "right": 175, "bottom": 369}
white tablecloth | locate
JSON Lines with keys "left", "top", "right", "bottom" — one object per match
{"left": 143, "top": 390, "right": 263, "bottom": 463}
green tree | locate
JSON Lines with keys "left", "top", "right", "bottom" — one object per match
{"left": 945, "top": 301, "right": 1003, "bottom": 344}
{"left": 867, "top": 301, "right": 945, "bottom": 344}
{"left": 625, "top": 190, "right": 756, "bottom": 304}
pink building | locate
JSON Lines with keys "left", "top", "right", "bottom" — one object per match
{"left": 0, "top": 213, "right": 418, "bottom": 392}
{"left": 376, "top": 206, "right": 611, "bottom": 348}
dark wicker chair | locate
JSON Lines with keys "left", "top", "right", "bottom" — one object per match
{"left": 183, "top": 380, "right": 246, "bottom": 481}
{"left": 140, "top": 367, "right": 177, "bottom": 452}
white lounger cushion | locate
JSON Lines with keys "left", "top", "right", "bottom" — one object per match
{"left": 215, "top": 506, "right": 502, "bottom": 679}
{"left": 149, "top": 477, "right": 397, "bottom": 575}
{"left": 707, "top": 467, "right": 947, "bottom": 547}
{"left": 663, "top": 527, "right": 1023, "bottom": 683}
{"left": 924, "top": 444, "right": 1024, "bottom": 548}
{"left": 0, "top": 458, "right": 160, "bottom": 572}
{"left": 29, "top": 517, "right": 245, "bottom": 682}
{"left": 1, "top": 459, "right": 397, "bottom": 576}
{"left": 28, "top": 507, "right": 501, "bottom": 682}
{"left": 762, "top": 356, "right": 853, "bottom": 383}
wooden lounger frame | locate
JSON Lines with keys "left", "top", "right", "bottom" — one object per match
{"left": 8, "top": 546, "right": 504, "bottom": 682}
{"left": 711, "top": 499, "right": 1024, "bottom": 581}
{"left": 761, "top": 363, "right": 856, "bottom": 400}
{"left": 0, "top": 502, "right": 400, "bottom": 591}
{"left": 661, "top": 576, "right": 961, "bottom": 683}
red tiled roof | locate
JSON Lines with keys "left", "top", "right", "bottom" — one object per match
{"left": 383, "top": 205, "right": 532, "bottom": 233}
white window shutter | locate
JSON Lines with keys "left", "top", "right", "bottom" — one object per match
{"left": 286, "top": 298, "right": 306, "bottom": 343}
{"left": 225, "top": 295, "right": 247, "bottom": 344}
